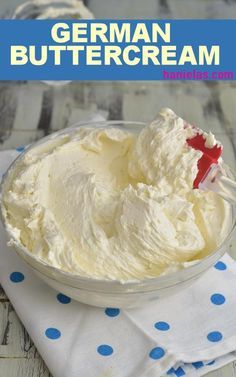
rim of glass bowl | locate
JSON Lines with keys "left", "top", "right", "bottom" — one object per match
{"left": 1, "top": 120, "right": 236, "bottom": 292}
{"left": 11, "top": 0, "right": 93, "bottom": 19}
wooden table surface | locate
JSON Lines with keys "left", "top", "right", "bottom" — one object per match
{"left": 0, "top": 1, "right": 236, "bottom": 376}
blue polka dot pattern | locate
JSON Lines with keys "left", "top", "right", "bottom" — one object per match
{"left": 45, "top": 328, "right": 61, "bottom": 340}
{"left": 214, "top": 261, "right": 227, "bottom": 270}
{"left": 207, "top": 331, "right": 223, "bottom": 342}
{"left": 10, "top": 272, "right": 25, "bottom": 283}
{"left": 174, "top": 367, "right": 185, "bottom": 377}
{"left": 192, "top": 361, "right": 204, "bottom": 369}
{"left": 149, "top": 347, "right": 165, "bottom": 360}
{"left": 167, "top": 368, "right": 175, "bottom": 375}
{"left": 105, "top": 308, "right": 120, "bottom": 317}
{"left": 207, "top": 360, "right": 215, "bottom": 366}
{"left": 16, "top": 146, "right": 25, "bottom": 152}
{"left": 57, "top": 293, "right": 71, "bottom": 304}
{"left": 97, "top": 344, "right": 113, "bottom": 356}
{"left": 167, "top": 367, "right": 185, "bottom": 376}
{"left": 211, "top": 293, "right": 225, "bottom": 306}
{"left": 154, "top": 321, "right": 170, "bottom": 331}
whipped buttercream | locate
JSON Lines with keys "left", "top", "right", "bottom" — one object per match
{"left": 2, "top": 108, "right": 231, "bottom": 281}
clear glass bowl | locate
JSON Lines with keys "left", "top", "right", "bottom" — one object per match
{"left": 11, "top": 0, "right": 93, "bottom": 20}
{"left": 1, "top": 121, "right": 236, "bottom": 308}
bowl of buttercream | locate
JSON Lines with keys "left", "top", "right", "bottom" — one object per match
{"left": 1, "top": 108, "right": 235, "bottom": 308}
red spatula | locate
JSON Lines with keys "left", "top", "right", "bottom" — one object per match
{"left": 186, "top": 130, "right": 236, "bottom": 204}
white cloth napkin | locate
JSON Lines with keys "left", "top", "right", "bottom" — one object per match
{"left": 1, "top": 148, "right": 236, "bottom": 377}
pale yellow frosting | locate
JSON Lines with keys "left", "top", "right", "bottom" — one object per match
{"left": 2, "top": 108, "right": 231, "bottom": 281}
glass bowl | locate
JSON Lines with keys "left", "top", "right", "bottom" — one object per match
{"left": 1, "top": 121, "right": 236, "bottom": 308}
{"left": 11, "top": 0, "right": 93, "bottom": 20}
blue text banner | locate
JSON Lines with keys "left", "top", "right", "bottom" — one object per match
{"left": 0, "top": 20, "right": 235, "bottom": 80}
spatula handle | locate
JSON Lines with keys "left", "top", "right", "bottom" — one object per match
{"left": 199, "top": 164, "right": 236, "bottom": 205}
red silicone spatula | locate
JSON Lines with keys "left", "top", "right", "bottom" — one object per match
{"left": 187, "top": 132, "right": 223, "bottom": 189}
{"left": 186, "top": 130, "right": 236, "bottom": 204}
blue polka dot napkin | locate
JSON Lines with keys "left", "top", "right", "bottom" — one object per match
{"left": 1, "top": 149, "right": 236, "bottom": 377}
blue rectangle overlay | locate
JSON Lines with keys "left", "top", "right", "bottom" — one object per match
{"left": 0, "top": 20, "right": 235, "bottom": 80}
